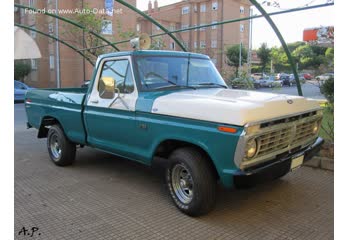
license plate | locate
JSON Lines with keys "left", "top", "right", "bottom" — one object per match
{"left": 291, "top": 155, "right": 304, "bottom": 171}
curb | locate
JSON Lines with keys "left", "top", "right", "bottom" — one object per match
{"left": 304, "top": 156, "right": 334, "bottom": 171}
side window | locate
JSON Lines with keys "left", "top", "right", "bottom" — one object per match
{"left": 99, "top": 59, "right": 134, "bottom": 94}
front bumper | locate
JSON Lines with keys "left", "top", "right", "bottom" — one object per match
{"left": 233, "top": 137, "right": 324, "bottom": 188}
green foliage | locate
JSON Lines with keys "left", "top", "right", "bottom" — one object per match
{"left": 14, "top": 61, "right": 32, "bottom": 81}
{"left": 268, "top": 41, "right": 332, "bottom": 73}
{"left": 229, "top": 72, "right": 254, "bottom": 89}
{"left": 287, "top": 41, "right": 305, "bottom": 52}
{"left": 257, "top": 43, "right": 270, "bottom": 73}
{"left": 320, "top": 106, "right": 334, "bottom": 143}
{"left": 226, "top": 44, "right": 247, "bottom": 77}
{"left": 320, "top": 77, "right": 334, "bottom": 106}
{"left": 325, "top": 47, "right": 334, "bottom": 68}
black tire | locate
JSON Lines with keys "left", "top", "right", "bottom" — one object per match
{"left": 47, "top": 124, "right": 76, "bottom": 166}
{"left": 166, "top": 147, "right": 216, "bottom": 216}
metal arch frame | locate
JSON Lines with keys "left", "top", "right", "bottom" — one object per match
{"left": 14, "top": 3, "right": 120, "bottom": 51}
{"left": 15, "top": 23, "right": 95, "bottom": 66}
{"left": 15, "top": 1, "right": 334, "bottom": 96}
{"left": 81, "top": 3, "right": 333, "bottom": 55}
{"left": 114, "top": 0, "right": 186, "bottom": 52}
{"left": 249, "top": 0, "right": 305, "bottom": 96}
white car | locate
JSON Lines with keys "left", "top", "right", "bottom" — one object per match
{"left": 315, "top": 73, "right": 334, "bottom": 81}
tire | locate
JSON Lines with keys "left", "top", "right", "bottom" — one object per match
{"left": 47, "top": 124, "right": 76, "bottom": 166}
{"left": 166, "top": 147, "right": 216, "bottom": 216}
{"left": 269, "top": 84, "right": 272, "bottom": 88}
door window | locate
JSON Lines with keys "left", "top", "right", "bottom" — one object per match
{"left": 99, "top": 59, "right": 134, "bottom": 94}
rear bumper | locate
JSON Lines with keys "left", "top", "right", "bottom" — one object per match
{"left": 233, "top": 137, "right": 324, "bottom": 188}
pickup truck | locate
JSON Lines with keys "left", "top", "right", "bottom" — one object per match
{"left": 25, "top": 50, "right": 324, "bottom": 216}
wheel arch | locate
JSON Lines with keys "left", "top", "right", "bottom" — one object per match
{"left": 152, "top": 138, "right": 220, "bottom": 180}
{"left": 37, "top": 115, "right": 62, "bottom": 138}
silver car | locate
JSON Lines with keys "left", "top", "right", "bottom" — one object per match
{"left": 259, "top": 76, "right": 283, "bottom": 88}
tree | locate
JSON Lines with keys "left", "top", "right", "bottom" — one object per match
{"left": 257, "top": 43, "right": 271, "bottom": 74}
{"left": 270, "top": 47, "right": 289, "bottom": 72}
{"left": 61, "top": 3, "right": 136, "bottom": 61}
{"left": 226, "top": 44, "right": 247, "bottom": 77}
{"left": 325, "top": 47, "right": 334, "bottom": 69}
{"left": 14, "top": 61, "right": 32, "bottom": 82}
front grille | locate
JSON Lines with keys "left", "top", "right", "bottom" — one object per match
{"left": 257, "top": 128, "right": 292, "bottom": 157}
{"left": 254, "top": 118, "right": 320, "bottom": 158}
{"left": 293, "top": 121, "right": 318, "bottom": 144}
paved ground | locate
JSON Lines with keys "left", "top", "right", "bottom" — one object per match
{"left": 249, "top": 81, "right": 325, "bottom": 100}
{"left": 15, "top": 104, "right": 333, "bottom": 240}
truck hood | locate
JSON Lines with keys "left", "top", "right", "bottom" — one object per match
{"left": 151, "top": 88, "right": 321, "bottom": 126}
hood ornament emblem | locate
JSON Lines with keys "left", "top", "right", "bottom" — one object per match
{"left": 287, "top": 99, "right": 294, "bottom": 104}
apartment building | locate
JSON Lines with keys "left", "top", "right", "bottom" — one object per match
{"left": 16, "top": 0, "right": 137, "bottom": 88}
{"left": 138, "top": 0, "right": 252, "bottom": 74}
{"left": 15, "top": 0, "right": 251, "bottom": 87}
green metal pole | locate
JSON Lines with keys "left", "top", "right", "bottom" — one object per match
{"left": 15, "top": 23, "right": 95, "bottom": 66}
{"left": 114, "top": 0, "right": 186, "bottom": 51}
{"left": 14, "top": 4, "right": 120, "bottom": 51}
{"left": 249, "top": 0, "right": 303, "bottom": 96}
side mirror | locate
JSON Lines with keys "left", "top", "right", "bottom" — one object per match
{"left": 98, "top": 77, "right": 115, "bottom": 99}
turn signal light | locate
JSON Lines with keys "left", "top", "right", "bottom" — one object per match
{"left": 218, "top": 126, "right": 237, "bottom": 134}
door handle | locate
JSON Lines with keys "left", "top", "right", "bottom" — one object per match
{"left": 91, "top": 99, "right": 99, "bottom": 104}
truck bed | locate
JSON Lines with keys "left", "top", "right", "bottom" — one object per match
{"left": 25, "top": 88, "right": 88, "bottom": 144}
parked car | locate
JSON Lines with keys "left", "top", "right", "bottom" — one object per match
{"left": 231, "top": 77, "right": 260, "bottom": 89}
{"left": 25, "top": 50, "right": 324, "bottom": 216}
{"left": 315, "top": 73, "right": 334, "bottom": 81}
{"left": 14, "top": 80, "right": 33, "bottom": 102}
{"left": 260, "top": 76, "right": 283, "bottom": 88}
{"left": 276, "top": 73, "right": 289, "bottom": 80}
{"left": 251, "top": 73, "right": 267, "bottom": 80}
{"left": 303, "top": 73, "right": 313, "bottom": 80}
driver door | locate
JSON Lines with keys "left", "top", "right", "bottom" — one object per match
{"left": 84, "top": 56, "right": 139, "bottom": 158}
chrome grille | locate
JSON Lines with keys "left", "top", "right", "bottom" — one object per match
{"left": 255, "top": 118, "right": 320, "bottom": 158}
{"left": 257, "top": 128, "right": 292, "bottom": 156}
{"left": 293, "top": 120, "right": 318, "bottom": 144}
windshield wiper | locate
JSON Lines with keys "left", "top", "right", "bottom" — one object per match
{"left": 197, "top": 83, "right": 228, "bottom": 89}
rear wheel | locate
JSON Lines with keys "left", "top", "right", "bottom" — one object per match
{"left": 47, "top": 124, "right": 76, "bottom": 166}
{"left": 166, "top": 147, "right": 217, "bottom": 216}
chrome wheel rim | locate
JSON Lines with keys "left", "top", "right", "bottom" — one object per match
{"left": 50, "top": 134, "right": 61, "bottom": 160}
{"left": 171, "top": 164, "right": 194, "bottom": 204}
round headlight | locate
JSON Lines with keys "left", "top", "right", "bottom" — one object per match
{"left": 312, "top": 121, "right": 320, "bottom": 134}
{"left": 246, "top": 138, "right": 258, "bottom": 159}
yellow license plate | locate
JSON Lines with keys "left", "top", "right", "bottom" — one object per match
{"left": 291, "top": 155, "right": 304, "bottom": 171}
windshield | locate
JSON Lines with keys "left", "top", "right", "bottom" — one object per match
{"left": 135, "top": 56, "right": 227, "bottom": 91}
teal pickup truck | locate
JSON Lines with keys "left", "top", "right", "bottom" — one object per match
{"left": 25, "top": 50, "right": 324, "bottom": 216}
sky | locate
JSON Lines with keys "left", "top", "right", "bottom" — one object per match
{"left": 136, "top": 0, "right": 334, "bottom": 49}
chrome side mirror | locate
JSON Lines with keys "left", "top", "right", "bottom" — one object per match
{"left": 98, "top": 77, "right": 115, "bottom": 99}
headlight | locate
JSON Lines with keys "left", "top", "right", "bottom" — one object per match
{"left": 245, "top": 138, "right": 258, "bottom": 159}
{"left": 312, "top": 121, "right": 321, "bottom": 134}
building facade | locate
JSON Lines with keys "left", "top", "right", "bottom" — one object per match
{"left": 15, "top": 0, "right": 251, "bottom": 87}
{"left": 16, "top": 0, "right": 138, "bottom": 88}
{"left": 139, "top": 0, "right": 252, "bottom": 76}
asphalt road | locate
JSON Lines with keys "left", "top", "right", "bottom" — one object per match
{"left": 14, "top": 103, "right": 333, "bottom": 240}
{"left": 248, "top": 81, "right": 325, "bottom": 100}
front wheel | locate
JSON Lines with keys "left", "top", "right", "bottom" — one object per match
{"left": 166, "top": 147, "right": 217, "bottom": 216}
{"left": 47, "top": 124, "right": 76, "bottom": 166}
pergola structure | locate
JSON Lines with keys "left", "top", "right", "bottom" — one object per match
{"left": 14, "top": 0, "right": 334, "bottom": 96}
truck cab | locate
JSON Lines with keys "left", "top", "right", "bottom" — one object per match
{"left": 25, "top": 50, "right": 324, "bottom": 216}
